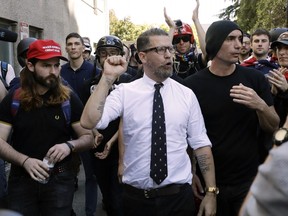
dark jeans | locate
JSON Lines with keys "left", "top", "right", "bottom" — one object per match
{"left": 0, "top": 159, "right": 7, "bottom": 208}
{"left": 7, "top": 170, "right": 75, "bottom": 216}
{"left": 79, "top": 150, "right": 98, "bottom": 216}
{"left": 123, "top": 183, "right": 195, "bottom": 216}
{"left": 93, "top": 156, "right": 123, "bottom": 216}
{"left": 0, "top": 159, "right": 7, "bottom": 199}
{"left": 217, "top": 180, "right": 253, "bottom": 216}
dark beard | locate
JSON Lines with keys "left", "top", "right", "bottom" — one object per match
{"left": 33, "top": 73, "right": 60, "bottom": 89}
{"left": 145, "top": 61, "right": 172, "bottom": 80}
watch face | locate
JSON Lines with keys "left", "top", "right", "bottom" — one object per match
{"left": 274, "top": 128, "right": 288, "bottom": 146}
{"left": 206, "top": 187, "right": 219, "bottom": 195}
{"left": 275, "top": 128, "right": 287, "bottom": 141}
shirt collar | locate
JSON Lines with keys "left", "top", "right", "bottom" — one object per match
{"left": 142, "top": 73, "right": 170, "bottom": 89}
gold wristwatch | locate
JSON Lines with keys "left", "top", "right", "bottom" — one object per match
{"left": 205, "top": 187, "right": 219, "bottom": 195}
{"left": 273, "top": 128, "right": 288, "bottom": 146}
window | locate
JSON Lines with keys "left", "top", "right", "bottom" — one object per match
{"left": 0, "top": 21, "right": 15, "bottom": 66}
{"left": 29, "top": 25, "right": 43, "bottom": 39}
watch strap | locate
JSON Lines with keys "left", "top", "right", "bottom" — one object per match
{"left": 65, "top": 141, "right": 75, "bottom": 153}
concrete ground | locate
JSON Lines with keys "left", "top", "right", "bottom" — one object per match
{"left": 72, "top": 164, "right": 107, "bottom": 216}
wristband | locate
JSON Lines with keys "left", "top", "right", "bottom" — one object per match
{"left": 65, "top": 141, "right": 75, "bottom": 153}
{"left": 22, "top": 156, "right": 30, "bottom": 167}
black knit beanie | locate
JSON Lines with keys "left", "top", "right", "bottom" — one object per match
{"left": 205, "top": 20, "right": 242, "bottom": 60}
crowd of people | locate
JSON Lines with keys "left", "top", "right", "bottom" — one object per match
{"left": 1, "top": 0, "right": 288, "bottom": 215}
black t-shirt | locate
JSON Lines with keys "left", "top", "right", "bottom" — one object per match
{"left": 0, "top": 89, "right": 83, "bottom": 161}
{"left": 173, "top": 53, "right": 206, "bottom": 79}
{"left": 83, "top": 72, "right": 132, "bottom": 160}
{"left": 185, "top": 65, "right": 274, "bottom": 185}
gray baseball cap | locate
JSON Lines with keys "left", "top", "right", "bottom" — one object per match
{"left": 271, "top": 32, "right": 288, "bottom": 49}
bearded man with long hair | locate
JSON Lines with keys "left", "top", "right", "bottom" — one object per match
{"left": 0, "top": 40, "right": 93, "bottom": 216}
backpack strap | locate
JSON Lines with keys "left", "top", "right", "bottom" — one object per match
{"left": 61, "top": 99, "right": 71, "bottom": 126}
{"left": 11, "top": 88, "right": 21, "bottom": 117}
{"left": 1, "top": 61, "right": 8, "bottom": 78}
{"left": 11, "top": 88, "right": 71, "bottom": 126}
{"left": 0, "top": 61, "right": 9, "bottom": 89}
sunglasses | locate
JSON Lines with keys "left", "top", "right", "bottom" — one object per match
{"left": 173, "top": 35, "right": 191, "bottom": 44}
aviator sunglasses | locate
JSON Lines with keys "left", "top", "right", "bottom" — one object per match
{"left": 172, "top": 35, "right": 191, "bottom": 45}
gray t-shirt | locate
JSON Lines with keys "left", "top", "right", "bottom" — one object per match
{"left": 240, "top": 142, "right": 288, "bottom": 216}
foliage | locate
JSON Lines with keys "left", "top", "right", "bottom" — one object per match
{"left": 110, "top": 0, "right": 288, "bottom": 43}
{"left": 237, "top": 0, "right": 257, "bottom": 32}
{"left": 253, "top": 0, "right": 287, "bottom": 31}
{"left": 110, "top": 10, "right": 149, "bottom": 42}
{"left": 220, "top": 0, "right": 287, "bottom": 33}
{"left": 219, "top": 2, "right": 240, "bottom": 21}
{"left": 109, "top": 10, "right": 170, "bottom": 43}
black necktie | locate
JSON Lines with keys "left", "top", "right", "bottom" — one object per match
{"left": 150, "top": 83, "right": 168, "bottom": 184}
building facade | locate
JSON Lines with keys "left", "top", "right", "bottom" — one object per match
{"left": 0, "top": 0, "right": 109, "bottom": 74}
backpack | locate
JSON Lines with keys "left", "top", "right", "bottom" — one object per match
{"left": 11, "top": 88, "right": 71, "bottom": 126}
{"left": 0, "top": 61, "right": 9, "bottom": 89}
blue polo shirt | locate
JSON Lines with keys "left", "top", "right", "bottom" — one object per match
{"left": 61, "top": 60, "right": 96, "bottom": 104}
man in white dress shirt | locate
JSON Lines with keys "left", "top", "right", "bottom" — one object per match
{"left": 81, "top": 28, "right": 217, "bottom": 216}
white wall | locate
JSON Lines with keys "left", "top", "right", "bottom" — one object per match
{"left": 0, "top": 0, "right": 109, "bottom": 72}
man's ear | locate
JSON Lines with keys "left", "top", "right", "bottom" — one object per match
{"left": 26, "top": 62, "right": 35, "bottom": 72}
{"left": 137, "top": 52, "right": 146, "bottom": 64}
{"left": 135, "top": 53, "right": 142, "bottom": 64}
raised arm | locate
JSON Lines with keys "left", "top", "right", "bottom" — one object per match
{"left": 164, "top": 7, "right": 176, "bottom": 43}
{"left": 80, "top": 56, "right": 127, "bottom": 129}
{"left": 192, "top": 0, "right": 207, "bottom": 62}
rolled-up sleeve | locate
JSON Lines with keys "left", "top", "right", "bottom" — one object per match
{"left": 187, "top": 91, "right": 212, "bottom": 150}
{"left": 96, "top": 85, "right": 123, "bottom": 129}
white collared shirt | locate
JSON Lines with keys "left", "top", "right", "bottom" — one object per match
{"left": 96, "top": 74, "right": 211, "bottom": 189}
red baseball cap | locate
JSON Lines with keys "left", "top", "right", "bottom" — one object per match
{"left": 27, "top": 39, "right": 68, "bottom": 61}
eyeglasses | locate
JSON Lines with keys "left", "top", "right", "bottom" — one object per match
{"left": 141, "top": 46, "right": 175, "bottom": 55}
{"left": 172, "top": 35, "right": 191, "bottom": 44}
{"left": 242, "top": 41, "right": 251, "bottom": 46}
{"left": 98, "top": 48, "right": 121, "bottom": 57}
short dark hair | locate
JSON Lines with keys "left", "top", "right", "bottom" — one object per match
{"left": 136, "top": 28, "right": 168, "bottom": 52}
{"left": 65, "top": 32, "right": 84, "bottom": 44}
{"left": 251, "top": 29, "right": 271, "bottom": 42}
{"left": 243, "top": 32, "right": 251, "bottom": 38}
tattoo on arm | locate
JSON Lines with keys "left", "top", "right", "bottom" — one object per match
{"left": 192, "top": 150, "right": 197, "bottom": 174}
{"left": 96, "top": 101, "right": 105, "bottom": 122}
{"left": 196, "top": 154, "right": 210, "bottom": 175}
{"left": 105, "top": 77, "right": 114, "bottom": 86}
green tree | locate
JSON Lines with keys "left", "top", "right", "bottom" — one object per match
{"left": 219, "top": 0, "right": 288, "bottom": 32}
{"left": 237, "top": 0, "right": 257, "bottom": 32}
{"left": 253, "top": 0, "right": 286, "bottom": 31}
{"left": 218, "top": 0, "right": 240, "bottom": 21}
{"left": 109, "top": 10, "right": 171, "bottom": 43}
{"left": 110, "top": 10, "right": 150, "bottom": 42}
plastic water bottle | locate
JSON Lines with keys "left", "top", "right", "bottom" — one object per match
{"left": 38, "top": 157, "right": 54, "bottom": 184}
